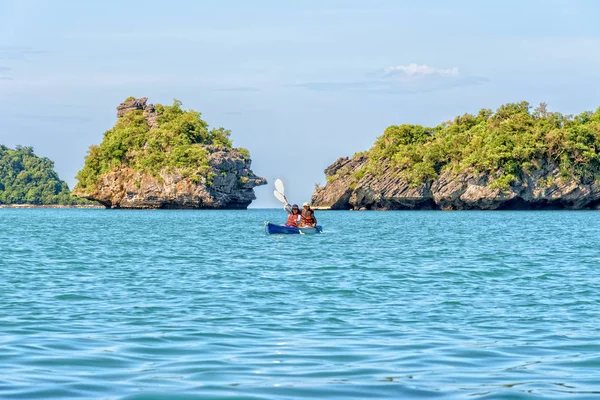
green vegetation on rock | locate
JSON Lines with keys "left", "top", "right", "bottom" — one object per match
{"left": 0, "top": 145, "right": 82, "bottom": 205}
{"left": 361, "top": 102, "right": 600, "bottom": 188}
{"left": 76, "top": 99, "right": 246, "bottom": 192}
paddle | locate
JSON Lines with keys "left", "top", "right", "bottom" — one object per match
{"left": 273, "top": 190, "right": 287, "bottom": 204}
{"left": 274, "top": 178, "right": 289, "bottom": 204}
{"left": 274, "top": 178, "right": 285, "bottom": 196}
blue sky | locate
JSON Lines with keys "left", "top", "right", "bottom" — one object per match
{"left": 1, "top": 0, "right": 599, "bottom": 207}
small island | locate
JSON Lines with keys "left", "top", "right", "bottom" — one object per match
{"left": 73, "top": 97, "right": 266, "bottom": 209}
{"left": 312, "top": 102, "right": 600, "bottom": 210}
{"left": 0, "top": 145, "right": 91, "bottom": 207}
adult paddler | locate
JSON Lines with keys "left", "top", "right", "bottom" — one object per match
{"left": 299, "top": 202, "right": 317, "bottom": 228}
{"left": 284, "top": 203, "right": 301, "bottom": 227}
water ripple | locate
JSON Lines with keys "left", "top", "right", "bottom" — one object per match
{"left": 1, "top": 209, "right": 600, "bottom": 398}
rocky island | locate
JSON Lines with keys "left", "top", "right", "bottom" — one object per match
{"left": 74, "top": 97, "right": 266, "bottom": 209}
{"left": 312, "top": 102, "right": 600, "bottom": 210}
{"left": 0, "top": 145, "right": 88, "bottom": 206}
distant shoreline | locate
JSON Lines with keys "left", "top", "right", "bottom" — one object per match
{"left": 0, "top": 204, "right": 104, "bottom": 209}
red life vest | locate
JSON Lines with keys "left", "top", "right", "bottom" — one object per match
{"left": 286, "top": 213, "right": 299, "bottom": 227}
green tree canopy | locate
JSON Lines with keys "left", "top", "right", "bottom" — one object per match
{"left": 361, "top": 102, "right": 600, "bottom": 187}
{"left": 0, "top": 145, "right": 81, "bottom": 205}
{"left": 76, "top": 99, "right": 243, "bottom": 192}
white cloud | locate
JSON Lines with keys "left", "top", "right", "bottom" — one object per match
{"left": 295, "top": 62, "right": 487, "bottom": 94}
{"left": 384, "top": 63, "right": 459, "bottom": 77}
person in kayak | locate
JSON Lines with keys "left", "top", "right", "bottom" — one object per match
{"left": 299, "top": 202, "right": 317, "bottom": 227}
{"left": 284, "top": 203, "right": 301, "bottom": 227}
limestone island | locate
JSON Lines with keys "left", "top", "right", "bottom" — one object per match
{"left": 312, "top": 102, "right": 600, "bottom": 210}
{"left": 0, "top": 145, "right": 93, "bottom": 207}
{"left": 73, "top": 97, "right": 266, "bottom": 209}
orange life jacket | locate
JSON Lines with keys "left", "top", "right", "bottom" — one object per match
{"left": 286, "top": 213, "right": 299, "bottom": 227}
{"left": 301, "top": 210, "right": 315, "bottom": 225}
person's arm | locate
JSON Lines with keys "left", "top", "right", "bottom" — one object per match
{"left": 312, "top": 210, "right": 317, "bottom": 225}
{"left": 284, "top": 203, "right": 292, "bottom": 214}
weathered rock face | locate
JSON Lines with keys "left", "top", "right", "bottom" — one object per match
{"left": 74, "top": 98, "right": 266, "bottom": 209}
{"left": 76, "top": 150, "right": 266, "bottom": 209}
{"left": 312, "top": 156, "right": 600, "bottom": 210}
{"left": 117, "top": 97, "right": 159, "bottom": 129}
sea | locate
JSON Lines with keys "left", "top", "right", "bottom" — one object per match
{"left": 1, "top": 209, "right": 599, "bottom": 399}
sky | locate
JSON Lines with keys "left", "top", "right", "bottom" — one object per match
{"left": 1, "top": 0, "right": 600, "bottom": 207}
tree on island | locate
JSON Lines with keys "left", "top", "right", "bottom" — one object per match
{"left": 72, "top": 97, "right": 265, "bottom": 209}
{"left": 360, "top": 101, "right": 600, "bottom": 188}
{"left": 0, "top": 145, "right": 84, "bottom": 205}
{"left": 313, "top": 101, "right": 600, "bottom": 210}
{"left": 75, "top": 99, "right": 241, "bottom": 193}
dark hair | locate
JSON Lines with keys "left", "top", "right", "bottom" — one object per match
{"left": 291, "top": 204, "right": 299, "bottom": 211}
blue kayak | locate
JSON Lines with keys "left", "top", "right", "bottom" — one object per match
{"left": 264, "top": 222, "right": 323, "bottom": 235}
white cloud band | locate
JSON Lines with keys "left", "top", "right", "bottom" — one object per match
{"left": 384, "top": 63, "right": 459, "bottom": 77}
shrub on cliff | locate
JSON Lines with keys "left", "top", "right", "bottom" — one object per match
{"left": 76, "top": 99, "right": 247, "bottom": 193}
{"left": 364, "top": 102, "right": 600, "bottom": 187}
{"left": 0, "top": 145, "right": 81, "bottom": 204}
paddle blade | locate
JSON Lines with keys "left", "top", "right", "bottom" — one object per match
{"left": 274, "top": 179, "right": 285, "bottom": 195}
{"left": 273, "top": 190, "right": 287, "bottom": 203}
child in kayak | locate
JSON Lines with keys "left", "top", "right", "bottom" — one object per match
{"left": 299, "top": 202, "right": 317, "bottom": 228}
{"left": 284, "top": 203, "right": 301, "bottom": 227}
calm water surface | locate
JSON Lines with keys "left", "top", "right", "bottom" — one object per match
{"left": 1, "top": 209, "right": 600, "bottom": 399}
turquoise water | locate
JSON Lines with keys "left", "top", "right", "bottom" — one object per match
{"left": 1, "top": 209, "right": 600, "bottom": 399}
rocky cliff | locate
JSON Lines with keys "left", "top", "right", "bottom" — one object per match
{"left": 312, "top": 102, "right": 600, "bottom": 210}
{"left": 312, "top": 156, "right": 600, "bottom": 210}
{"left": 73, "top": 97, "right": 266, "bottom": 209}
